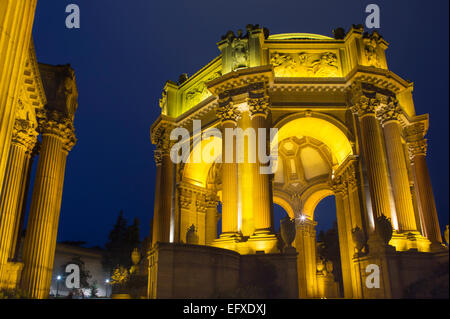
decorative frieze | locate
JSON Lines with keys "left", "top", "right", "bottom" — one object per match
{"left": 270, "top": 51, "right": 340, "bottom": 77}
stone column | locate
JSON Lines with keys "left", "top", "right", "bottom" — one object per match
{"left": 10, "top": 142, "right": 37, "bottom": 261}
{"left": 151, "top": 123, "right": 175, "bottom": 244}
{"left": 0, "top": 1, "right": 37, "bottom": 196}
{"left": 295, "top": 218, "right": 317, "bottom": 298}
{"left": 248, "top": 94, "right": 273, "bottom": 235}
{"left": 404, "top": 123, "right": 442, "bottom": 248}
{"left": 21, "top": 116, "right": 76, "bottom": 299}
{"left": 205, "top": 194, "right": 219, "bottom": 245}
{"left": 178, "top": 186, "right": 192, "bottom": 243}
{"left": 0, "top": 119, "right": 37, "bottom": 287}
{"left": 377, "top": 100, "right": 418, "bottom": 232}
{"left": 44, "top": 139, "right": 74, "bottom": 292}
{"left": 350, "top": 86, "right": 392, "bottom": 225}
{"left": 332, "top": 179, "right": 354, "bottom": 299}
{"left": 217, "top": 101, "right": 240, "bottom": 238}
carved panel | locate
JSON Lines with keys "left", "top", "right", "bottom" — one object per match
{"left": 270, "top": 51, "right": 341, "bottom": 77}
{"left": 184, "top": 71, "right": 222, "bottom": 110}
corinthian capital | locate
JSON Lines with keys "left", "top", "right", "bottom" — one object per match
{"left": 330, "top": 175, "right": 348, "bottom": 195}
{"left": 216, "top": 99, "right": 241, "bottom": 123}
{"left": 350, "top": 95, "right": 380, "bottom": 117}
{"left": 403, "top": 122, "right": 426, "bottom": 143}
{"left": 151, "top": 121, "right": 175, "bottom": 155}
{"left": 248, "top": 95, "right": 270, "bottom": 119}
{"left": 12, "top": 119, "right": 39, "bottom": 154}
{"left": 407, "top": 139, "right": 427, "bottom": 159}
{"left": 376, "top": 97, "right": 401, "bottom": 125}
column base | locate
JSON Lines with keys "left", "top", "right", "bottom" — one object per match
{"left": 389, "top": 231, "right": 431, "bottom": 252}
{"left": 248, "top": 232, "right": 278, "bottom": 254}
{"left": 212, "top": 233, "right": 243, "bottom": 252}
{"left": 0, "top": 261, "right": 24, "bottom": 291}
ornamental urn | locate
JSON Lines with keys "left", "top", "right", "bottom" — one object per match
{"left": 375, "top": 214, "right": 393, "bottom": 245}
{"left": 131, "top": 248, "right": 140, "bottom": 266}
{"left": 280, "top": 217, "right": 296, "bottom": 248}
{"left": 186, "top": 224, "right": 199, "bottom": 244}
{"left": 351, "top": 226, "right": 366, "bottom": 253}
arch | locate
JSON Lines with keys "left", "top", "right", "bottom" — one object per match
{"left": 272, "top": 113, "right": 354, "bottom": 166}
{"left": 300, "top": 182, "right": 334, "bottom": 220}
{"left": 182, "top": 136, "right": 222, "bottom": 188}
{"left": 303, "top": 189, "right": 334, "bottom": 221}
{"left": 273, "top": 195, "right": 295, "bottom": 219}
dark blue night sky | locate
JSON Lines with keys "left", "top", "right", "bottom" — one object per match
{"left": 30, "top": 0, "right": 449, "bottom": 247}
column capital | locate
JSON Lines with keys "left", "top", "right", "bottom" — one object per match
{"left": 350, "top": 95, "right": 380, "bottom": 117}
{"left": 376, "top": 97, "right": 401, "bottom": 125}
{"left": 196, "top": 197, "right": 207, "bottom": 214}
{"left": 205, "top": 193, "right": 219, "bottom": 208}
{"left": 179, "top": 186, "right": 192, "bottom": 210}
{"left": 216, "top": 98, "right": 241, "bottom": 124}
{"left": 11, "top": 119, "right": 38, "bottom": 154}
{"left": 38, "top": 110, "right": 77, "bottom": 149}
{"left": 349, "top": 81, "right": 396, "bottom": 118}
{"left": 330, "top": 175, "right": 348, "bottom": 195}
{"left": 154, "top": 150, "right": 163, "bottom": 166}
{"left": 407, "top": 139, "right": 427, "bottom": 159}
{"left": 403, "top": 122, "right": 426, "bottom": 143}
{"left": 247, "top": 92, "right": 270, "bottom": 119}
{"left": 151, "top": 121, "right": 176, "bottom": 155}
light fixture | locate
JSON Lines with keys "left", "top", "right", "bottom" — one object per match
{"left": 57, "top": 275, "right": 62, "bottom": 281}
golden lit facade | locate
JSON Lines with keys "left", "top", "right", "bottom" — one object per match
{"left": 149, "top": 25, "right": 448, "bottom": 298}
{"left": 0, "top": 1, "right": 78, "bottom": 298}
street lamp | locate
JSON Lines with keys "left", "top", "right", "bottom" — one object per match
{"left": 105, "top": 279, "right": 110, "bottom": 297}
{"left": 56, "top": 275, "right": 62, "bottom": 297}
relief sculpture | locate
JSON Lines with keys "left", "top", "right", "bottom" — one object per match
{"left": 270, "top": 51, "right": 340, "bottom": 77}
{"left": 184, "top": 71, "right": 222, "bottom": 108}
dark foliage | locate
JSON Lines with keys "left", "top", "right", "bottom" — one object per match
{"left": 102, "top": 210, "right": 141, "bottom": 275}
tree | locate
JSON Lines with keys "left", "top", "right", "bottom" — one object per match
{"left": 61, "top": 256, "right": 92, "bottom": 298}
{"left": 102, "top": 210, "right": 128, "bottom": 274}
{"left": 102, "top": 211, "right": 141, "bottom": 275}
{"left": 89, "top": 281, "right": 99, "bottom": 298}
{"left": 125, "top": 218, "right": 140, "bottom": 256}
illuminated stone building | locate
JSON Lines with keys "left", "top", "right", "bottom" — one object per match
{"left": 0, "top": 1, "right": 78, "bottom": 298}
{"left": 149, "top": 25, "right": 448, "bottom": 299}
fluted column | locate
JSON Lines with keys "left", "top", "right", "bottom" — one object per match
{"left": 44, "top": 140, "right": 73, "bottom": 292}
{"left": 295, "top": 218, "right": 317, "bottom": 298}
{"left": 205, "top": 194, "right": 219, "bottom": 245}
{"left": 21, "top": 116, "right": 76, "bottom": 299}
{"left": 151, "top": 122, "right": 174, "bottom": 244}
{"left": 404, "top": 123, "right": 442, "bottom": 247}
{"left": 0, "top": 1, "right": 37, "bottom": 196}
{"left": 248, "top": 94, "right": 273, "bottom": 234}
{"left": 377, "top": 100, "right": 417, "bottom": 232}
{"left": 350, "top": 85, "right": 392, "bottom": 225}
{"left": 0, "top": 119, "right": 37, "bottom": 286}
{"left": 332, "top": 179, "right": 354, "bottom": 298}
{"left": 217, "top": 101, "right": 240, "bottom": 237}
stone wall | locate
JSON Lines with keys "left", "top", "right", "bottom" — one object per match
{"left": 148, "top": 243, "right": 298, "bottom": 299}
